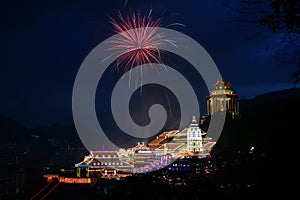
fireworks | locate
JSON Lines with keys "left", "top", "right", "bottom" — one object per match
{"left": 124, "top": 0, "right": 128, "bottom": 7}
{"left": 108, "top": 10, "right": 165, "bottom": 72}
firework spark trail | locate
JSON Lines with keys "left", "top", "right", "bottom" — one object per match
{"left": 165, "top": 89, "right": 173, "bottom": 117}
{"left": 124, "top": 0, "right": 128, "bottom": 7}
{"left": 107, "top": 10, "right": 166, "bottom": 72}
{"left": 147, "top": 9, "right": 152, "bottom": 19}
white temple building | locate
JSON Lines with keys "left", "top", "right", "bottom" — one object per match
{"left": 187, "top": 116, "right": 203, "bottom": 153}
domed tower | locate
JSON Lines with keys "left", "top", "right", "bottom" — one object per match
{"left": 187, "top": 116, "right": 203, "bottom": 153}
{"left": 206, "top": 79, "right": 239, "bottom": 119}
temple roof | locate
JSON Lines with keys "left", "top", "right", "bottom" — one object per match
{"left": 206, "top": 79, "right": 239, "bottom": 98}
{"left": 157, "top": 142, "right": 185, "bottom": 151}
{"left": 90, "top": 151, "right": 119, "bottom": 157}
{"left": 213, "top": 79, "right": 233, "bottom": 90}
{"left": 148, "top": 137, "right": 167, "bottom": 146}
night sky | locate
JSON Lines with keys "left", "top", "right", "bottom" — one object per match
{"left": 2, "top": 0, "right": 297, "bottom": 126}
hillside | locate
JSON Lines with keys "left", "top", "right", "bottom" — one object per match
{"left": 0, "top": 115, "right": 29, "bottom": 143}
{"left": 212, "top": 87, "right": 300, "bottom": 154}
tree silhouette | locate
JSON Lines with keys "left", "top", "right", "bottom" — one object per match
{"left": 226, "top": 0, "right": 300, "bottom": 85}
{"left": 258, "top": 0, "right": 300, "bottom": 34}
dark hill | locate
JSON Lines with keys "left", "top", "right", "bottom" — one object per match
{"left": 239, "top": 87, "right": 300, "bottom": 110}
{"left": 31, "top": 124, "right": 83, "bottom": 147}
{"left": 0, "top": 115, "right": 29, "bottom": 143}
{"left": 203, "top": 87, "right": 300, "bottom": 196}
{"left": 212, "top": 87, "right": 300, "bottom": 154}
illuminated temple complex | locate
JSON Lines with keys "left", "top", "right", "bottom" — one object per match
{"left": 75, "top": 116, "right": 216, "bottom": 174}
{"left": 74, "top": 80, "right": 239, "bottom": 175}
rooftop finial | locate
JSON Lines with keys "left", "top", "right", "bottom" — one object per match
{"left": 192, "top": 115, "right": 197, "bottom": 123}
{"left": 100, "top": 145, "right": 106, "bottom": 151}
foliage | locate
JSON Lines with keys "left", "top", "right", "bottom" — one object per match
{"left": 227, "top": 0, "right": 300, "bottom": 85}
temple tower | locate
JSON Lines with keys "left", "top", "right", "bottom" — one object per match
{"left": 206, "top": 79, "right": 239, "bottom": 119}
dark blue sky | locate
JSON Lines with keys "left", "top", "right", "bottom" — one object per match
{"left": 2, "top": 0, "right": 297, "bottom": 126}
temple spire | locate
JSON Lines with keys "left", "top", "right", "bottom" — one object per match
{"left": 192, "top": 115, "right": 197, "bottom": 123}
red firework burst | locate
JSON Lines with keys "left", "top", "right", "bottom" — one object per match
{"left": 108, "top": 10, "right": 165, "bottom": 72}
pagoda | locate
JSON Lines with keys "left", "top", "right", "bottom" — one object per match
{"left": 206, "top": 79, "right": 239, "bottom": 119}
